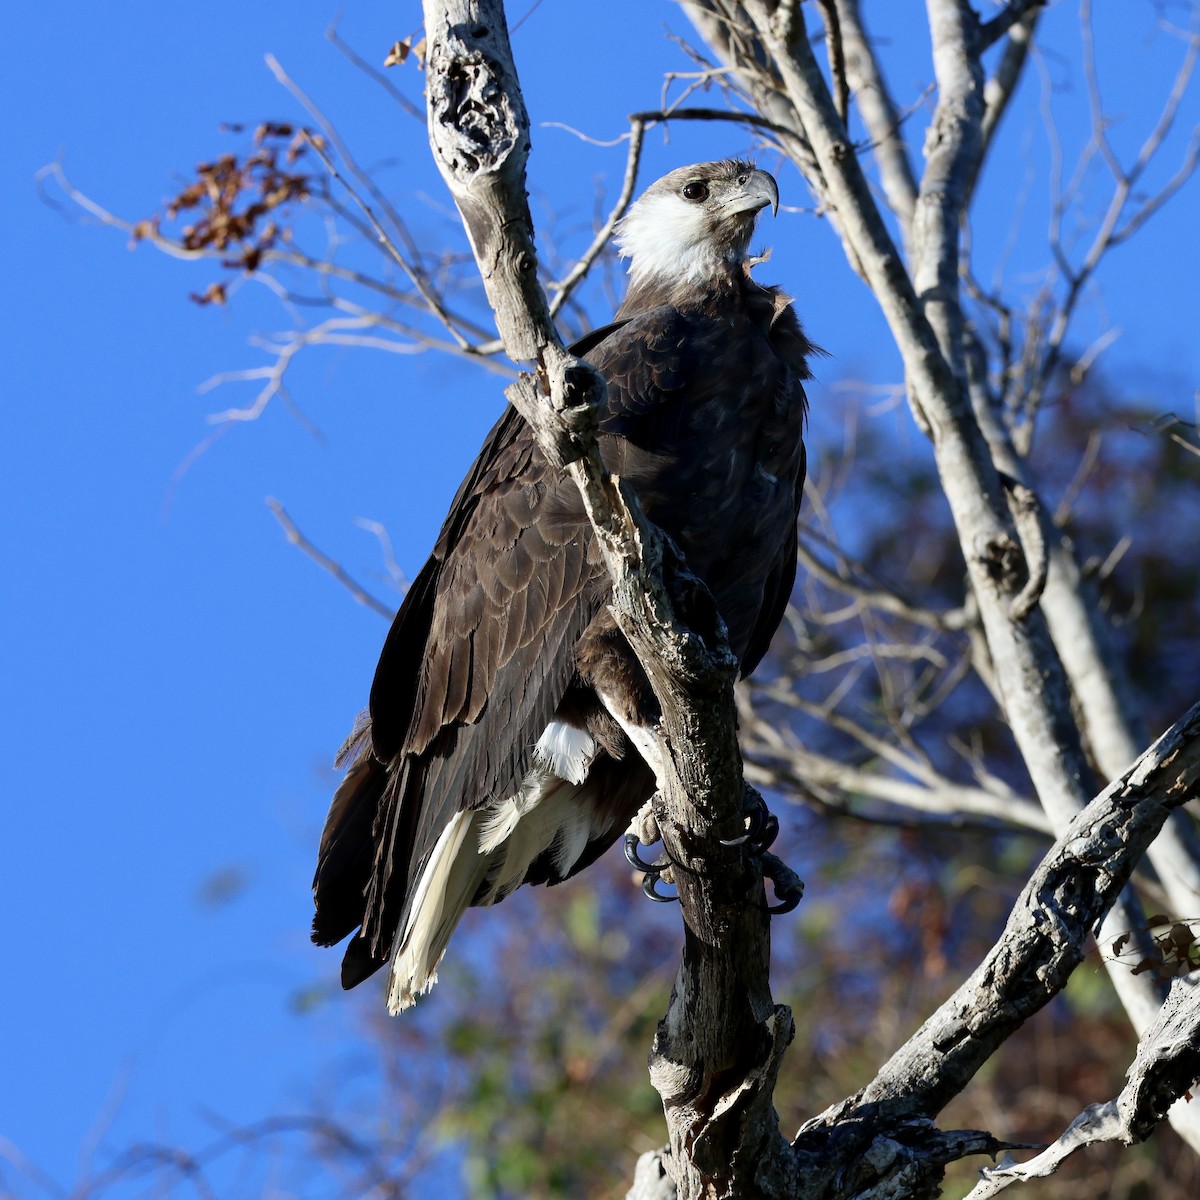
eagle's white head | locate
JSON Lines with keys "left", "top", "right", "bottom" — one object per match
{"left": 614, "top": 160, "right": 779, "bottom": 287}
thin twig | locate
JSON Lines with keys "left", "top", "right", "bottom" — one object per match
{"left": 814, "top": 0, "right": 850, "bottom": 126}
{"left": 548, "top": 117, "right": 646, "bottom": 317}
{"left": 326, "top": 19, "right": 425, "bottom": 121}
{"left": 298, "top": 131, "right": 475, "bottom": 352}
{"left": 266, "top": 498, "right": 396, "bottom": 619}
{"left": 627, "top": 104, "right": 797, "bottom": 141}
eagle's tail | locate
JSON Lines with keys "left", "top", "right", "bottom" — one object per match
{"left": 385, "top": 808, "right": 489, "bottom": 1013}
{"left": 386, "top": 768, "right": 587, "bottom": 1014}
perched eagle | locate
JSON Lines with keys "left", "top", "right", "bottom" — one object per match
{"left": 313, "top": 160, "right": 815, "bottom": 1013}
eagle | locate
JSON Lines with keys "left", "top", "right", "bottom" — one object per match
{"left": 312, "top": 160, "right": 815, "bottom": 1013}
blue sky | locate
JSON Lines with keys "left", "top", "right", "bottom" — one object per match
{"left": 4, "top": 1, "right": 1198, "bottom": 1193}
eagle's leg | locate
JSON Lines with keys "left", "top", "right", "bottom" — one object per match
{"left": 623, "top": 796, "right": 679, "bottom": 903}
{"left": 760, "top": 850, "right": 805, "bottom": 914}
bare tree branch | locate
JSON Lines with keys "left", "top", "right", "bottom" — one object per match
{"left": 966, "top": 971, "right": 1200, "bottom": 1197}
{"left": 978, "top": 1, "right": 1046, "bottom": 52}
{"left": 298, "top": 129, "right": 474, "bottom": 351}
{"left": 815, "top": 0, "right": 851, "bottom": 127}
{"left": 548, "top": 116, "right": 645, "bottom": 318}
{"left": 835, "top": 0, "right": 919, "bottom": 233}
{"left": 803, "top": 697, "right": 1200, "bottom": 1133}
{"left": 266, "top": 498, "right": 396, "bottom": 619}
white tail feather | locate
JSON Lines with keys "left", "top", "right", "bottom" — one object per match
{"left": 534, "top": 721, "right": 595, "bottom": 784}
{"left": 388, "top": 810, "right": 487, "bottom": 1014}
{"left": 476, "top": 776, "right": 577, "bottom": 905}
{"left": 387, "top": 735, "right": 615, "bottom": 1013}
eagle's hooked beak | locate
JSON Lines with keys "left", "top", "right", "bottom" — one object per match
{"left": 724, "top": 169, "right": 780, "bottom": 219}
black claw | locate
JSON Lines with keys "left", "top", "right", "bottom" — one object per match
{"left": 642, "top": 873, "right": 678, "bottom": 903}
{"left": 624, "top": 832, "right": 663, "bottom": 873}
{"left": 627, "top": 832, "right": 677, "bottom": 902}
{"left": 768, "top": 889, "right": 803, "bottom": 915}
{"left": 761, "top": 851, "right": 804, "bottom": 915}
{"left": 720, "top": 798, "right": 764, "bottom": 846}
{"left": 721, "top": 797, "right": 779, "bottom": 853}
{"left": 756, "top": 813, "right": 780, "bottom": 853}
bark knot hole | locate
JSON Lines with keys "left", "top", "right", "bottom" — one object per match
{"left": 977, "top": 530, "right": 1023, "bottom": 592}
{"left": 440, "top": 46, "right": 514, "bottom": 174}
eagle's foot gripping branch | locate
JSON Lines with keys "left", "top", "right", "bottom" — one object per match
{"left": 623, "top": 831, "right": 678, "bottom": 903}
{"left": 729, "top": 791, "right": 803, "bottom": 913}
{"left": 623, "top": 791, "right": 803, "bottom": 912}
{"left": 624, "top": 798, "right": 679, "bottom": 903}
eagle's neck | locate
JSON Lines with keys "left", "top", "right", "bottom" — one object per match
{"left": 614, "top": 189, "right": 759, "bottom": 319}
{"left": 623, "top": 233, "right": 748, "bottom": 292}
{"left": 615, "top": 259, "right": 746, "bottom": 321}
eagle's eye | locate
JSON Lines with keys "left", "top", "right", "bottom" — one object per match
{"left": 681, "top": 180, "right": 709, "bottom": 202}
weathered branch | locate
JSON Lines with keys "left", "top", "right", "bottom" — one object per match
{"left": 802, "top": 699, "right": 1200, "bottom": 1133}
{"left": 965, "top": 971, "right": 1200, "bottom": 1197}
{"left": 629, "top": 701, "right": 1200, "bottom": 1196}
{"left": 731, "top": 0, "right": 1097, "bottom": 819}
{"left": 835, "top": 0, "right": 918, "bottom": 235}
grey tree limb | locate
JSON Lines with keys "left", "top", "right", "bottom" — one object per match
{"left": 801, "top": 699, "right": 1200, "bottom": 1134}
{"left": 834, "top": 0, "right": 918, "bottom": 236}
{"left": 630, "top": 701, "right": 1200, "bottom": 1197}
{"left": 964, "top": 971, "right": 1200, "bottom": 1198}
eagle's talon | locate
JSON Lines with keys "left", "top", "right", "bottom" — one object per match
{"left": 642, "top": 873, "right": 678, "bottom": 903}
{"left": 761, "top": 850, "right": 804, "bottom": 915}
{"left": 624, "top": 832, "right": 664, "bottom": 873}
{"left": 720, "top": 797, "right": 764, "bottom": 846}
{"left": 723, "top": 794, "right": 779, "bottom": 853}
{"left": 755, "top": 812, "right": 780, "bottom": 854}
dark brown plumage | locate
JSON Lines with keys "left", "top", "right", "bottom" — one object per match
{"left": 312, "top": 160, "right": 815, "bottom": 1012}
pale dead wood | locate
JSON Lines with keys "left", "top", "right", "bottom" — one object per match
{"left": 834, "top": 0, "right": 918, "bottom": 234}
{"left": 965, "top": 971, "right": 1200, "bottom": 1197}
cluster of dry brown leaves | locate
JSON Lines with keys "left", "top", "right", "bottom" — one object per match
{"left": 131, "top": 122, "right": 325, "bottom": 305}
{"left": 1113, "top": 916, "right": 1200, "bottom": 985}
